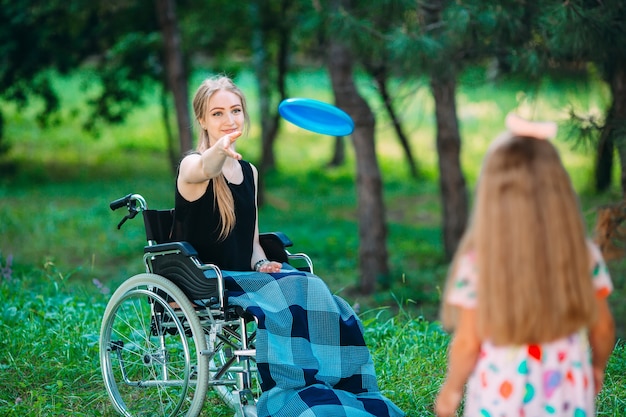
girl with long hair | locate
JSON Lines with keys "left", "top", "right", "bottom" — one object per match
{"left": 435, "top": 114, "right": 615, "bottom": 417}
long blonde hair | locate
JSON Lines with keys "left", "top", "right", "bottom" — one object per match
{"left": 191, "top": 75, "right": 250, "bottom": 240}
{"left": 442, "top": 133, "right": 597, "bottom": 345}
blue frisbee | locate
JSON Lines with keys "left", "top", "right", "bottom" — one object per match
{"left": 278, "top": 98, "right": 354, "bottom": 136}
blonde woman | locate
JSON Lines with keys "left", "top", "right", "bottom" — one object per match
{"left": 176, "top": 75, "right": 281, "bottom": 273}
{"left": 435, "top": 114, "right": 615, "bottom": 417}
{"left": 175, "top": 75, "right": 404, "bottom": 417}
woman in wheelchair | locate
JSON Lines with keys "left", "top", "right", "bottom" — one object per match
{"left": 174, "top": 75, "right": 404, "bottom": 417}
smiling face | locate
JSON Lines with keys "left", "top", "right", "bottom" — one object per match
{"left": 200, "top": 89, "right": 245, "bottom": 147}
{"left": 192, "top": 76, "right": 250, "bottom": 153}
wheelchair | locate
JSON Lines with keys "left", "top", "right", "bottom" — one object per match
{"left": 99, "top": 193, "right": 313, "bottom": 417}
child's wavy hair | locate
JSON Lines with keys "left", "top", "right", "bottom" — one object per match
{"left": 191, "top": 75, "right": 250, "bottom": 240}
{"left": 442, "top": 130, "right": 597, "bottom": 345}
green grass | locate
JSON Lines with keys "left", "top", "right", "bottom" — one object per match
{"left": 1, "top": 67, "right": 625, "bottom": 415}
{"left": 0, "top": 264, "right": 624, "bottom": 416}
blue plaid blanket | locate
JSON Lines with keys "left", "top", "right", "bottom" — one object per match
{"left": 224, "top": 268, "right": 405, "bottom": 417}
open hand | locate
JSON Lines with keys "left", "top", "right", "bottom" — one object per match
{"left": 435, "top": 384, "right": 462, "bottom": 417}
{"left": 257, "top": 261, "right": 282, "bottom": 273}
{"left": 217, "top": 131, "right": 242, "bottom": 160}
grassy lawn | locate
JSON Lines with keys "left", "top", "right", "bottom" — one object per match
{"left": 0, "top": 262, "right": 624, "bottom": 416}
{"left": 0, "top": 68, "right": 624, "bottom": 415}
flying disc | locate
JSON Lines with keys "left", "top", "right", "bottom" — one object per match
{"left": 278, "top": 98, "right": 354, "bottom": 136}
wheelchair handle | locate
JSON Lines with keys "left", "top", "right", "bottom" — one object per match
{"left": 109, "top": 193, "right": 148, "bottom": 211}
{"left": 110, "top": 193, "right": 133, "bottom": 210}
{"left": 110, "top": 193, "right": 148, "bottom": 229}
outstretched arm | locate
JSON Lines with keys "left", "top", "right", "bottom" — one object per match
{"left": 180, "top": 131, "right": 242, "bottom": 183}
{"left": 177, "top": 131, "right": 242, "bottom": 201}
{"left": 435, "top": 307, "right": 481, "bottom": 417}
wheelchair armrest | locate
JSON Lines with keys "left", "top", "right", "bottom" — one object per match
{"left": 259, "top": 232, "right": 293, "bottom": 264}
{"left": 260, "top": 231, "right": 293, "bottom": 247}
{"left": 144, "top": 241, "right": 199, "bottom": 257}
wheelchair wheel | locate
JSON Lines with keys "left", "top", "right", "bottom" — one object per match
{"left": 100, "top": 273, "right": 209, "bottom": 417}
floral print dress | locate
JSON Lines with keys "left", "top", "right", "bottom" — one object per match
{"left": 447, "top": 241, "right": 613, "bottom": 417}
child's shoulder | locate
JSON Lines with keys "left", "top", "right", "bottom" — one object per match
{"left": 586, "top": 239, "right": 613, "bottom": 297}
{"left": 586, "top": 239, "right": 603, "bottom": 261}
{"left": 446, "top": 250, "right": 479, "bottom": 307}
{"left": 457, "top": 250, "right": 477, "bottom": 273}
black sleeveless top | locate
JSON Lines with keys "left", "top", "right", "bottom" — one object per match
{"left": 174, "top": 160, "right": 256, "bottom": 270}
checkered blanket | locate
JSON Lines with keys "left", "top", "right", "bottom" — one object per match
{"left": 224, "top": 268, "right": 405, "bottom": 417}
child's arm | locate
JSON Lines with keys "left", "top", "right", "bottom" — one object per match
{"left": 588, "top": 295, "right": 615, "bottom": 395}
{"left": 435, "top": 307, "right": 481, "bottom": 417}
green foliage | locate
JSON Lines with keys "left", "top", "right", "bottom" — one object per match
{"left": 0, "top": 257, "right": 111, "bottom": 416}
{"left": 0, "top": 66, "right": 623, "bottom": 316}
{"left": 0, "top": 66, "right": 625, "bottom": 414}
{"left": 0, "top": 0, "right": 165, "bottom": 145}
{"left": 548, "top": 0, "right": 626, "bottom": 69}
{"left": 361, "top": 310, "right": 450, "bottom": 414}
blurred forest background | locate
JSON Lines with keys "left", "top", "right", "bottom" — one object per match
{"left": 1, "top": 0, "right": 625, "bottom": 324}
{"left": 2, "top": 1, "right": 626, "bottom": 415}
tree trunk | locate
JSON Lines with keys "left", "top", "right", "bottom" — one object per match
{"left": 160, "top": 88, "right": 178, "bottom": 171}
{"left": 328, "top": 136, "right": 345, "bottom": 167}
{"left": 154, "top": 0, "right": 192, "bottom": 156}
{"left": 595, "top": 129, "right": 614, "bottom": 192}
{"left": 327, "top": 37, "right": 389, "bottom": 295}
{"left": 431, "top": 76, "right": 468, "bottom": 259}
{"left": 420, "top": 0, "right": 468, "bottom": 259}
{"left": 250, "top": 3, "right": 276, "bottom": 169}
{"left": 372, "top": 68, "right": 418, "bottom": 178}
{"left": 249, "top": 2, "right": 271, "bottom": 207}
{"left": 605, "top": 66, "right": 626, "bottom": 197}
{"left": 250, "top": 1, "right": 291, "bottom": 206}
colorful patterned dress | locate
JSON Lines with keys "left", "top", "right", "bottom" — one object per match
{"left": 447, "top": 241, "right": 613, "bottom": 417}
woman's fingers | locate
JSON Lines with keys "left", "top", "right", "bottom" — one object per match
{"left": 259, "top": 261, "right": 282, "bottom": 273}
{"left": 229, "top": 149, "right": 242, "bottom": 160}
{"left": 226, "top": 131, "right": 242, "bottom": 142}
{"left": 221, "top": 131, "right": 242, "bottom": 159}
